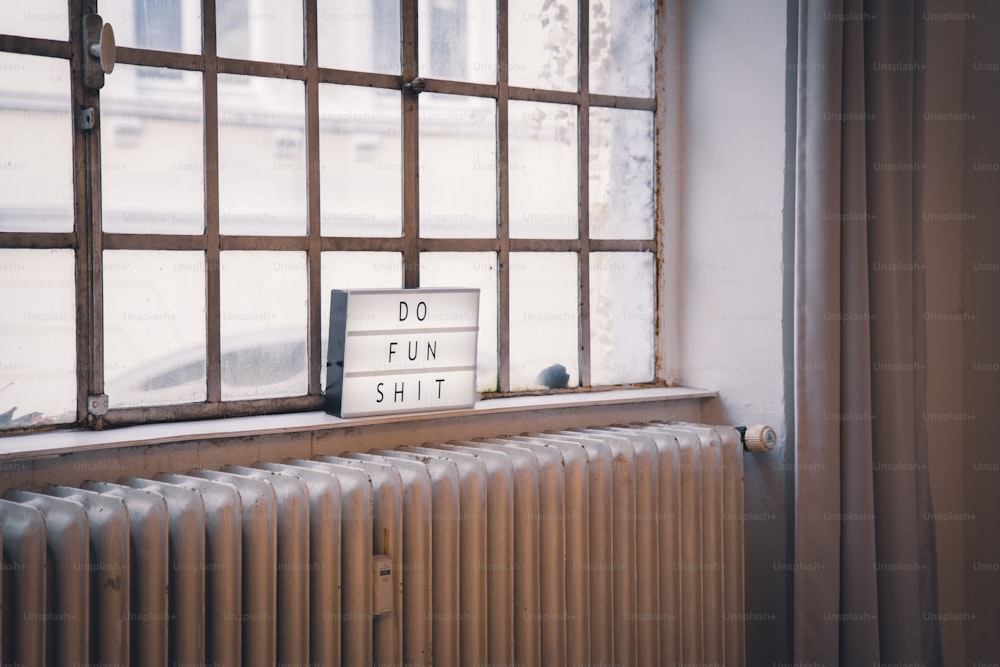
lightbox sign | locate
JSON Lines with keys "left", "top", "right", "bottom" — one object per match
{"left": 324, "top": 288, "right": 480, "bottom": 418}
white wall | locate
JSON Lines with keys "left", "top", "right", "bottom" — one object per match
{"left": 664, "top": 0, "right": 791, "bottom": 663}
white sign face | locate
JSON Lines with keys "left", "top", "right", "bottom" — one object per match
{"left": 325, "top": 288, "right": 480, "bottom": 418}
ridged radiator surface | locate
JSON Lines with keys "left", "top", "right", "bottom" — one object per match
{"left": 0, "top": 421, "right": 745, "bottom": 666}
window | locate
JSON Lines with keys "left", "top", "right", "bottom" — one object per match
{"left": 0, "top": 0, "right": 661, "bottom": 431}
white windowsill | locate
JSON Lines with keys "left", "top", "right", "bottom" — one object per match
{"left": 0, "top": 386, "right": 716, "bottom": 462}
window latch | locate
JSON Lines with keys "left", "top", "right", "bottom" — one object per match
{"left": 82, "top": 13, "right": 116, "bottom": 90}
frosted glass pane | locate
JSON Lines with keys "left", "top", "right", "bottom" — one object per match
{"left": 509, "top": 0, "right": 578, "bottom": 91}
{"left": 101, "top": 65, "right": 205, "bottom": 234}
{"left": 419, "top": 0, "right": 496, "bottom": 83}
{"left": 0, "top": 249, "right": 75, "bottom": 428}
{"left": 104, "top": 251, "right": 207, "bottom": 407}
{"left": 321, "top": 252, "right": 403, "bottom": 293}
{"left": 218, "top": 76, "right": 306, "bottom": 235}
{"left": 217, "top": 1, "right": 303, "bottom": 64}
{"left": 0, "top": 53, "right": 73, "bottom": 232}
{"left": 510, "top": 101, "right": 578, "bottom": 239}
{"left": 318, "top": 0, "right": 400, "bottom": 74}
{"left": 103, "top": 0, "right": 199, "bottom": 54}
{"left": 220, "top": 251, "right": 308, "bottom": 400}
{"left": 320, "top": 252, "right": 403, "bottom": 389}
{"left": 420, "top": 94, "right": 497, "bottom": 238}
{"left": 590, "top": 108, "right": 655, "bottom": 239}
{"left": 0, "top": 0, "right": 67, "bottom": 40}
{"left": 421, "top": 252, "right": 498, "bottom": 392}
{"left": 590, "top": 0, "right": 655, "bottom": 97}
{"left": 510, "top": 252, "right": 579, "bottom": 390}
{"left": 590, "top": 252, "right": 655, "bottom": 385}
{"left": 319, "top": 85, "right": 402, "bottom": 237}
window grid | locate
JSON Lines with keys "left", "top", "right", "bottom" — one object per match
{"left": 0, "top": 0, "right": 662, "bottom": 430}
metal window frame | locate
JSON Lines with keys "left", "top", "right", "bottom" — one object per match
{"left": 0, "top": 0, "right": 667, "bottom": 432}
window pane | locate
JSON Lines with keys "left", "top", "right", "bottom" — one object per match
{"left": 509, "top": 0, "right": 578, "bottom": 91}
{"left": 590, "top": 0, "right": 655, "bottom": 97}
{"left": 101, "top": 65, "right": 205, "bottom": 235}
{"left": 319, "top": 85, "right": 402, "bottom": 237}
{"left": 0, "top": 249, "right": 75, "bottom": 428}
{"left": 0, "top": 0, "right": 67, "bottom": 41}
{"left": 218, "top": 75, "right": 307, "bottom": 236}
{"left": 103, "top": 0, "right": 199, "bottom": 54}
{"left": 320, "top": 251, "right": 403, "bottom": 389}
{"left": 590, "top": 107, "right": 654, "bottom": 239}
{"left": 590, "top": 252, "right": 655, "bottom": 384}
{"left": 509, "top": 101, "right": 578, "bottom": 239}
{"left": 510, "top": 252, "right": 579, "bottom": 390}
{"left": 318, "top": 0, "right": 400, "bottom": 74}
{"left": 217, "top": 1, "right": 303, "bottom": 64}
{"left": 421, "top": 252, "right": 498, "bottom": 392}
{"left": 0, "top": 53, "right": 73, "bottom": 233}
{"left": 104, "top": 251, "right": 207, "bottom": 408}
{"left": 321, "top": 251, "right": 403, "bottom": 292}
{"left": 220, "top": 251, "right": 308, "bottom": 400}
{"left": 420, "top": 94, "right": 497, "bottom": 238}
{"left": 419, "top": 0, "right": 496, "bottom": 83}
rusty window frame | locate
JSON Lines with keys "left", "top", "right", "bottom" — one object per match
{"left": 0, "top": 0, "right": 666, "bottom": 432}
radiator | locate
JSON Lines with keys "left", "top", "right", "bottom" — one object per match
{"left": 0, "top": 421, "right": 745, "bottom": 667}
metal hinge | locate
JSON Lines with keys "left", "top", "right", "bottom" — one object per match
{"left": 87, "top": 394, "right": 108, "bottom": 416}
{"left": 79, "top": 107, "right": 96, "bottom": 131}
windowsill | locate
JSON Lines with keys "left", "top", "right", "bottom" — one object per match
{"left": 0, "top": 386, "right": 716, "bottom": 462}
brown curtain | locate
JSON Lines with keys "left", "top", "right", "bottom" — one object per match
{"left": 792, "top": 1, "right": 942, "bottom": 664}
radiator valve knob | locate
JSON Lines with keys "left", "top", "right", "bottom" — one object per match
{"left": 741, "top": 424, "right": 777, "bottom": 452}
